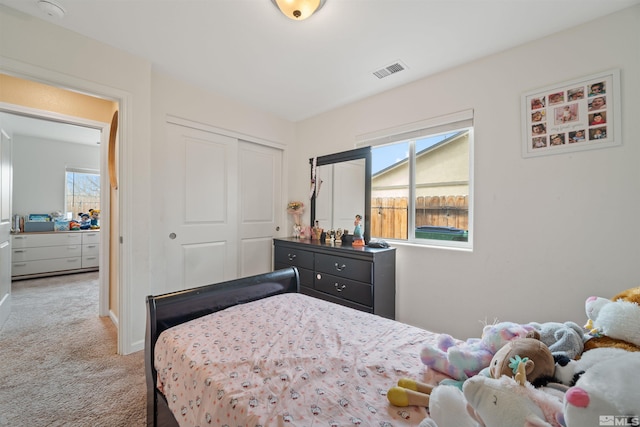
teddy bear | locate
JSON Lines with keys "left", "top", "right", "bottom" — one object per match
{"left": 582, "top": 286, "right": 640, "bottom": 353}
{"left": 390, "top": 336, "right": 556, "bottom": 408}
{"left": 419, "top": 322, "right": 537, "bottom": 382}
{"left": 559, "top": 351, "right": 640, "bottom": 427}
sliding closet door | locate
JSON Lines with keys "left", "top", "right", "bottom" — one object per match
{"left": 237, "top": 141, "right": 282, "bottom": 277}
{"left": 165, "top": 123, "right": 238, "bottom": 290}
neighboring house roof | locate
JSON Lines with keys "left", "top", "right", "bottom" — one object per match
{"left": 372, "top": 130, "right": 469, "bottom": 179}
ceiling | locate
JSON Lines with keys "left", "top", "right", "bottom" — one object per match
{"left": 1, "top": 0, "right": 639, "bottom": 133}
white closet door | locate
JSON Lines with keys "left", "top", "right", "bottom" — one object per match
{"left": 237, "top": 141, "right": 282, "bottom": 277}
{"left": 165, "top": 123, "right": 238, "bottom": 290}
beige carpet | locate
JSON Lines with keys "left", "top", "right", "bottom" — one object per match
{"left": 0, "top": 272, "right": 146, "bottom": 427}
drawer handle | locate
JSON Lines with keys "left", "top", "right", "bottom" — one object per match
{"left": 86, "top": 245, "right": 96, "bottom": 249}
{"left": 334, "top": 283, "right": 346, "bottom": 292}
{"left": 68, "top": 259, "right": 78, "bottom": 262}
{"left": 86, "top": 257, "right": 97, "bottom": 260}
{"left": 287, "top": 253, "right": 297, "bottom": 261}
{"left": 14, "top": 263, "right": 27, "bottom": 267}
{"left": 334, "top": 263, "right": 346, "bottom": 271}
{"left": 14, "top": 236, "right": 26, "bottom": 240}
{"left": 14, "top": 249, "right": 26, "bottom": 253}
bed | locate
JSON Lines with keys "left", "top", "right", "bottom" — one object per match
{"left": 145, "top": 267, "right": 445, "bottom": 427}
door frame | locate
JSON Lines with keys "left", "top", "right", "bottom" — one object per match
{"left": 0, "top": 56, "right": 133, "bottom": 354}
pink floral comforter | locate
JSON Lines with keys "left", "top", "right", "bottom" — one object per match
{"left": 155, "top": 293, "right": 442, "bottom": 427}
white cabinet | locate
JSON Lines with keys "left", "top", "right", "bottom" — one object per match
{"left": 11, "top": 231, "right": 100, "bottom": 279}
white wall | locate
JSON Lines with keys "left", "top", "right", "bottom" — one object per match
{"left": 12, "top": 135, "right": 99, "bottom": 216}
{"left": 293, "top": 6, "right": 640, "bottom": 339}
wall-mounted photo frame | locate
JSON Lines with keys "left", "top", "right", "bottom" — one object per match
{"left": 521, "top": 69, "right": 621, "bottom": 158}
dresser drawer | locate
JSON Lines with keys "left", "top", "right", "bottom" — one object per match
{"left": 82, "top": 255, "right": 100, "bottom": 268}
{"left": 274, "top": 246, "right": 314, "bottom": 270}
{"left": 315, "top": 253, "right": 372, "bottom": 283}
{"left": 314, "top": 272, "right": 372, "bottom": 307}
{"left": 275, "top": 262, "right": 313, "bottom": 287}
{"left": 12, "top": 233, "right": 82, "bottom": 248}
{"left": 12, "top": 257, "right": 82, "bottom": 276}
{"left": 82, "top": 232, "right": 100, "bottom": 244}
{"left": 12, "top": 245, "right": 81, "bottom": 262}
{"left": 82, "top": 243, "right": 100, "bottom": 256}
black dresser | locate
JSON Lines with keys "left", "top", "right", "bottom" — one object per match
{"left": 273, "top": 238, "right": 396, "bottom": 319}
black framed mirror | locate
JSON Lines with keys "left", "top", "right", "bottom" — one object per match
{"left": 310, "top": 147, "right": 372, "bottom": 243}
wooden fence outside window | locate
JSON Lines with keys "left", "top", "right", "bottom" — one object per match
{"left": 370, "top": 195, "right": 469, "bottom": 239}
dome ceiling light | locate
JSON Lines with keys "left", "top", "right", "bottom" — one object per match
{"left": 270, "top": 0, "right": 326, "bottom": 20}
{"left": 37, "top": 0, "right": 66, "bottom": 18}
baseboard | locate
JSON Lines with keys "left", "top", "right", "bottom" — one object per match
{"left": 0, "top": 292, "right": 10, "bottom": 330}
{"left": 109, "top": 309, "right": 119, "bottom": 327}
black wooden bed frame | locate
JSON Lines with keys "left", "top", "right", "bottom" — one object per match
{"left": 145, "top": 267, "right": 300, "bottom": 427}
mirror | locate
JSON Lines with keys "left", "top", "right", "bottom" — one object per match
{"left": 310, "top": 147, "right": 372, "bottom": 243}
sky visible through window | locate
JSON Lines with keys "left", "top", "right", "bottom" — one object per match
{"left": 371, "top": 133, "right": 454, "bottom": 174}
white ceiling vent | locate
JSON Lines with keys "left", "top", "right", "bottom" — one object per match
{"left": 372, "top": 61, "right": 407, "bottom": 79}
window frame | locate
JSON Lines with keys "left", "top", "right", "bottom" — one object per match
{"left": 357, "top": 110, "right": 474, "bottom": 250}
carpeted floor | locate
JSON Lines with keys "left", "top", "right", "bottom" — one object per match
{"left": 0, "top": 272, "right": 146, "bottom": 427}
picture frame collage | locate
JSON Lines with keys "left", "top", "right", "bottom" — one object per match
{"left": 521, "top": 69, "right": 621, "bottom": 158}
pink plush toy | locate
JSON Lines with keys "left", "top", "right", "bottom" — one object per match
{"left": 420, "top": 322, "right": 537, "bottom": 381}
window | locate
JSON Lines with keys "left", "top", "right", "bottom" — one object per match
{"left": 65, "top": 168, "right": 100, "bottom": 220}
{"left": 359, "top": 110, "right": 473, "bottom": 248}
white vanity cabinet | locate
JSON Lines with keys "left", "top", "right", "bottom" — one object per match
{"left": 11, "top": 231, "right": 100, "bottom": 279}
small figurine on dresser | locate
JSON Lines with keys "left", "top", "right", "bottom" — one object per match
{"left": 88, "top": 209, "right": 100, "bottom": 228}
{"left": 79, "top": 213, "right": 91, "bottom": 230}
{"left": 352, "top": 214, "right": 365, "bottom": 246}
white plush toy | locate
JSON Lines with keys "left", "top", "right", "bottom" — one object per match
{"left": 418, "top": 385, "right": 477, "bottom": 427}
{"left": 420, "top": 368, "right": 564, "bottom": 427}
{"left": 560, "top": 351, "right": 640, "bottom": 427}
{"left": 585, "top": 295, "right": 640, "bottom": 347}
{"left": 463, "top": 374, "right": 564, "bottom": 427}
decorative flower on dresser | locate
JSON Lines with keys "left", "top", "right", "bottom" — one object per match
{"left": 286, "top": 201, "right": 304, "bottom": 238}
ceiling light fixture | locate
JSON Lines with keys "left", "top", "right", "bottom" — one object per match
{"left": 37, "top": 0, "right": 66, "bottom": 18}
{"left": 270, "top": 0, "right": 326, "bottom": 20}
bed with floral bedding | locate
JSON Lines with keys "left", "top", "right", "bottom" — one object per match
{"left": 145, "top": 267, "right": 447, "bottom": 427}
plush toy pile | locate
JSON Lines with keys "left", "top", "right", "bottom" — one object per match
{"left": 387, "top": 286, "right": 640, "bottom": 427}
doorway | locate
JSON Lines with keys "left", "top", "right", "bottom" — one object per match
{"left": 0, "top": 108, "right": 112, "bottom": 317}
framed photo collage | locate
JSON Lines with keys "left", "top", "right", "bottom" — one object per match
{"left": 521, "top": 69, "right": 621, "bottom": 158}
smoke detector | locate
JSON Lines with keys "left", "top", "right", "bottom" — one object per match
{"left": 37, "top": 0, "right": 66, "bottom": 18}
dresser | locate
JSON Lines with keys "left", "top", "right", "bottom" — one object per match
{"left": 11, "top": 231, "right": 100, "bottom": 279}
{"left": 273, "top": 238, "right": 396, "bottom": 319}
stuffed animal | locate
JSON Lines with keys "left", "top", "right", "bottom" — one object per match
{"left": 88, "top": 208, "right": 100, "bottom": 228}
{"left": 463, "top": 374, "right": 564, "bottom": 427}
{"left": 420, "top": 322, "right": 537, "bottom": 381}
{"left": 560, "top": 351, "right": 640, "bottom": 427}
{"left": 487, "top": 336, "right": 557, "bottom": 388}
{"left": 554, "top": 347, "right": 630, "bottom": 387}
{"left": 390, "top": 336, "right": 555, "bottom": 409}
{"left": 527, "top": 321, "right": 585, "bottom": 360}
{"left": 582, "top": 286, "right": 640, "bottom": 353}
{"left": 419, "top": 363, "right": 564, "bottom": 427}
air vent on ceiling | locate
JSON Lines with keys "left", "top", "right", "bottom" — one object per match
{"left": 372, "top": 61, "right": 407, "bottom": 79}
